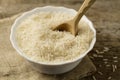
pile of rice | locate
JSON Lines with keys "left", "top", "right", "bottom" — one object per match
{"left": 16, "top": 12, "right": 94, "bottom": 64}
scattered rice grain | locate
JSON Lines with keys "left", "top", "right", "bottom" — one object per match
{"left": 106, "top": 64, "right": 111, "bottom": 67}
{"left": 114, "top": 65, "right": 117, "bottom": 70}
{"left": 103, "top": 47, "right": 109, "bottom": 52}
{"left": 95, "top": 50, "right": 100, "bottom": 54}
{"left": 92, "top": 76, "right": 96, "bottom": 80}
{"left": 112, "top": 65, "right": 115, "bottom": 72}
{"left": 97, "top": 55, "right": 103, "bottom": 58}
{"left": 108, "top": 76, "right": 112, "bottom": 80}
{"left": 89, "top": 56, "right": 94, "bottom": 59}
{"left": 93, "top": 54, "right": 98, "bottom": 57}
{"left": 113, "top": 56, "right": 118, "bottom": 59}
{"left": 98, "top": 71, "right": 103, "bottom": 75}
{"left": 104, "top": 61, "right": 108, "bottom": 64}
{"left": 103, "top": 59, "right": 108, "bottom": 61}
{"left": 113, "top": 60, "right": 118, "bottom": 63}
{"left": 99, "top": 51, "right": 104, "bottom": 54}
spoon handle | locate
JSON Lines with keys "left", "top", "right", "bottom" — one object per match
{"left": 74, "top": 0, "right": 96, "bottom": 25}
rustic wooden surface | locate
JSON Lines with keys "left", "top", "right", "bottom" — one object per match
{"left": 0, "top": 0, "right": 120, "bottom": 80}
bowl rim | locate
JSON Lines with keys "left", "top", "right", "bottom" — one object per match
{"left": 10, "top": 6, "right": 96, "bottom": 66}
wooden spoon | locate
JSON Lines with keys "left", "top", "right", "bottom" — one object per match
{"left": 53, "top": 0, "right": 96, "bottom": 36}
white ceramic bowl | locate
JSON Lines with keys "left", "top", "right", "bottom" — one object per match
{"left": 10, "top": 6, "right": 96, "bottom": 74}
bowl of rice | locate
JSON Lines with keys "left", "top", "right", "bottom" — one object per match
{"left": 10, "top": 6, "right": 96, "bottom": 74}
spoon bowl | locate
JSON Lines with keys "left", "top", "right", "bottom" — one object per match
{"left": 54, "top": 0, "right": 96, "bottom": 36}
{"left": 56, "top": 20, "right": 77, "bottom": 35}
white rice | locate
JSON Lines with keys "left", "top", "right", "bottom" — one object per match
{"left": 16, "top": 12, "right": 94, "bottom": 64}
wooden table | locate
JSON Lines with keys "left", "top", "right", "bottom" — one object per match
{"left": 86, "top": 0, "right": 120, "bottom": 80}
{"left": 0, "top": 0, "right": 120, "bottom": 80}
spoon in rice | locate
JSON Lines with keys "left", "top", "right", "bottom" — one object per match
{"left": 53, "top": 0, "right": 96, "bottom": 36}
